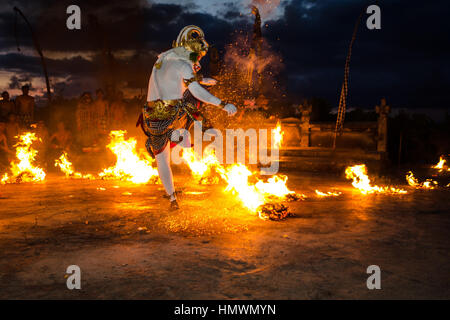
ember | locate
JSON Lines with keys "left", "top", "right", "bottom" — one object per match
{"left": 285, "top": 192, "right": 306, "bottom": 202}
{"left": 315, "top": 190, "right": 342, "bottom": 197}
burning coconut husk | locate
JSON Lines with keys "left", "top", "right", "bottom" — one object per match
{"left": 179, "top": 121, "right": 305, "bottom": 219}
{"left": 259, "top": 203, "right": 293, "bottom": 221}
{"left": 182, "top": 145, "right": 301, "bottom": 219}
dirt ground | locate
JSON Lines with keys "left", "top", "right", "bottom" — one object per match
{"left": 0, "top": 172, "right": 449, "bottom": 299}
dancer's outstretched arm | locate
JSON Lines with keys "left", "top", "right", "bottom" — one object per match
{"left": 180, "top": 63, "right": 237, "bottom": 116}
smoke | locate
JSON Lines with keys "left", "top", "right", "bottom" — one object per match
{"left": 250, "top": 0, "right": 282, "bottom": 20}
{"left": 210, "top": 31, "right": 284, "bottom": 105}
{"left": 223, "top": 35, "right": 283, "bottom": 76}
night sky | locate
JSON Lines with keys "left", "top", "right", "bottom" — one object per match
{"left": 0, "top": 0, "right": 449, "bottom": 113}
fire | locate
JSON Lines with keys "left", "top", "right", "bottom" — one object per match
{"left": 255, "top": 175, "right": 294, "bottom": 198}
{"left": 54, "top": 152, "right": 94, "bottom": 179}
{"left": 182, "top": 148, "right": 220, "bottom": 181}
{"left": 315, "top": 190, "right": 342, "bottom": 197}
{"left": 406, "top": 171, "right": 437, "bottom": 189}
{"left": 432, "top": 156, "right": 449, "bottom": 172}
{"left": 405, "top": 171, "right": 419, "bottom": 187}
{"left": 217, "top": 164, "right": 295, "bottom": 215}
{"left": 217, "top": 164, "right": 266, "bottom": 212}
{"left": 345, "top": 164, "right": 407, "bottom": 194}
{"left": 273, "top": 121, "right": 284, "bottom": 149}
{"left": 182, "top": 147, "right": 295, "bottom": 216}
{"left": 1, "top": 173, "right": 9, "bottom": 184}
{"left": 1, "top": 132, "right": 46, "bottom": 184}
{"left": 99, "top": 130, "right": 158, "bottom": 184}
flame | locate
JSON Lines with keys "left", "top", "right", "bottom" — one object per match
{"left": 99, "top": 130, "right": 158, "bottom": 184}
{"left": 406, "top": 171, "right": 437, "bottom": 189}
{"left": 273, "top": 121, "right": 284, "bottom": 149}
{"left": 54, "top": 152, "right": 94, "bottom": 179}
{"left": 315, "top": 190, "right": 342, "bottom": 197}
{"left": 54, "top": 152, "right": 75, "bottom": 177}
{"left": 432, "top": 156, "right": 449, "bottom": 172}
{"left": 1, "top": 132, "right": 46, "bottom": 184}
{"left": 182, "top": 148, "right": 295, "bottom": 215}
{"left": 405, "top": 171, "right": 419, "bottom": 187}
{"left": 255, "top": 175, "right": 293, "bottom": 198}
{"left": 217, "top": 164, "right": 295, "bottom": 214}
{"left": 217, "top": 164, "right": 266, "bottom": 212}
{"left": 1, "top": 173, "right": 9, "bottom": 184}
{"left": 345, "top": 164, "right": 407, "bottom": 194}
{"left": 182, "top": 148, "right": 220, "bottom": 181}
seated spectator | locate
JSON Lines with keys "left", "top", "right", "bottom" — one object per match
{"left": 0, "top": 91, "right": 15, "bottom": 122}
{"left": 76, "top": 92, "right": 94, "bottom": 147}
{"left": 0, "top": 122, "right": 14, "bottom": 153}
{"left": 93, "top": 89, "right": 109, "bottom": 136}
{"left": 5, "top": 113, "right": 20, "bottom": 149}
{"left": 34, "top": 120, "right": 49, "bottom": 167}
{"left": 50, "top": 121, "right": 72, "bottom": 152}
{"left": 109, "top": 91, "right": 126, "bottom": 129}
{"left": 15, "top": 85, "right": 35, "bottom": 128}
{"left": 0, "top": 122, "right": 14, "bottom": 167}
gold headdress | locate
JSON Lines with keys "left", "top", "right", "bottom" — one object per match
{"left": 173, "top": 25, "right": 209, "bottom": 60}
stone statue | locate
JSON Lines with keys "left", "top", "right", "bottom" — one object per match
{"left": 298, "top": 100, "right": 312, "bottom": 147}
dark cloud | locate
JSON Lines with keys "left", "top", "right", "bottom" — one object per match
{"left": 265, "top": 0, "right": 450, "bottom": 108}
{"left": 8, "top": 74, "right": 33, "bottom": 89}
{"left": 0, "top": 0, "right": 449, "bottom": 108}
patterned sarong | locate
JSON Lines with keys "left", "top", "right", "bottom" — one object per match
{"left": 139, "top": 91, "right": 200, "bottom": 157}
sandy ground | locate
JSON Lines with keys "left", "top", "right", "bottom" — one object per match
{"left": 0, "top": 172, "right": 449, "bottom": 299}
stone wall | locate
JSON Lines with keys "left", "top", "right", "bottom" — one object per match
{"left": 262, "top": 99, "right": 391, "bottom": 172}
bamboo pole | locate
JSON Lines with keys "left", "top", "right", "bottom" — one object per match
{"left": 14, "top": 7, "right": 52, "bottom": 102}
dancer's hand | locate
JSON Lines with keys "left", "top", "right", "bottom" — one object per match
{"left": 223, "top": 103, "right": 237, "bottom": 116}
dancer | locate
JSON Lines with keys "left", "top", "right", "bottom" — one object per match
{"left": 139, "top": 25, "right": 237, "bottom": 210}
